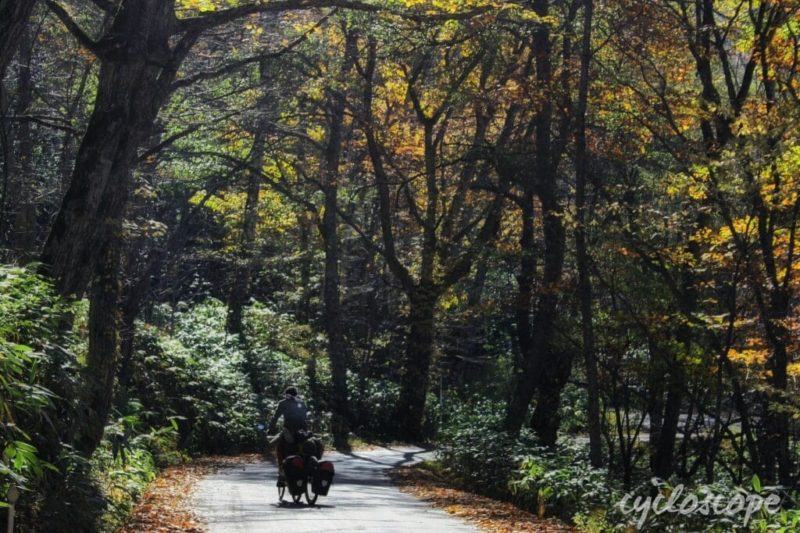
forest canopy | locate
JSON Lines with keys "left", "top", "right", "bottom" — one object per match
{"left": 1, "top": 0, "right": 800, "bottom": 530}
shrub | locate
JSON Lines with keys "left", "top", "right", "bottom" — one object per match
{"left": 129, "top": 300, "right": 261, "bottom": 455}
{"left": 92, "top": 439, "right": 156, "bottom": 532}
{"left": 557, "top": 382, "right": 588, "bottom": 434}
{"left": 510, "top": 438, "right": 621, "bottom": 522}
{"left": 347, "top": 373, "right": 401, "bottom": 439}
{"left": 436, "top": 398, "right": 536, "bottom": 498}
{"left": 0, "top": 266, "right": 67, "bottom": 506}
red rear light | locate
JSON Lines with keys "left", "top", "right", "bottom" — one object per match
{"left": 291, "top": 457, "right": 305, "bottom": 468}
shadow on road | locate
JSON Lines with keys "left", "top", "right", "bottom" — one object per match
{"left": 339, "top": 446, "right": 434, "bottom": 469}
{"left": 194, "top": 448, "right": 478, "bottom": 532}
{"left": 273, "top": 502, "right": 336, "bottom": 509}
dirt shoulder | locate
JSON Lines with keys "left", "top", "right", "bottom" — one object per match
{"left": 120, "top": 454, "right": 263, "bottom": 533}
{"left": 388, "top": 464, "right": 574, "bottom": 533}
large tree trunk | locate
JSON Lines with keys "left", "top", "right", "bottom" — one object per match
{"left": 0, "top": 0, "right": 36, "bottom": 80}
{"left": 40, "top": 0, "right": 184, "bottom": 296}
{"left": 754, "top": 41, "right": 792, "bottom": 485}
{"left": 114, "top": 286, "right": 139, "bottom": 411}
{"left": 321, "top": 178, "right": 349, "bottom": 446}
{"left": 41, "top": 0, "right": 191, "bottom": 457}
{"left": 757, "top": 274, "right": 792, "bottom": 484}
{"left": 319, "top": 29, "right": 357, "bottom": 448}
{"left": 527, "top": 196, "right": 566, "bottom": 446}
{"left": 8, "top": 26, "right": 36, "bottom": 258}
{"left": 504, "top": 0, "right": 567, "bottom": 441}
{"left": 529, "top": 348, "right": 571, "bottom": 446}
{"left": 360, "top": 35, "right": 497, "bottom": 441}
{"left": 320, "top": 105, "right": 348, "bottom": 447}
{"left": 505, "top": 192, "right": 536, "bottom": 433}
{"left": 396, "top": 287, "right": 437, "bottom": 440}
{"left": 73, "top": 236, "right": 122, "bottom": 455}
{"left": 393, "top": 120, "right": 441, "bottom": 440}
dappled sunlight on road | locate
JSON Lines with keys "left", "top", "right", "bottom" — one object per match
{"left": 193, "top": 448, "right": 477, "bottom": 532}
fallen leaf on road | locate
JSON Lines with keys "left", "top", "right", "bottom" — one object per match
{"left": 388, "top": 466, "right": 574, "bottom": 533}
{"left": 121, "top": 454, "right": 263, "bottom": 533}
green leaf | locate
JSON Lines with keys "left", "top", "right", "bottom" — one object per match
{"left": 752, "top": 474, "right": 762, "bottom": 493}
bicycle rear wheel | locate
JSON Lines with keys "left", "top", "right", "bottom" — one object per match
{"left": 305, "top": 482, "right": 318, "bottom": 506}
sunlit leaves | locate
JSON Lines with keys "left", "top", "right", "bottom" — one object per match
{"left": 177, "top": 0, "right": 240, "bottom": 15}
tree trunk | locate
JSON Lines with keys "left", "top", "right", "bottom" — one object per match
{"left": 396, "top": 288, "right": 437, "bottom": 440}
{"left": 319, "top": 29, "right": 357, "bottom": 447}
{"left": 529, "top": 349, "right": 571, "bottom": 446}
{"left": 646, "top": 339, "right": 665, "bottom": 464}
{"left": 503, "top": 0, "right": 568, "bottom": 442}
{"left": 527, "top": 196, "right": 566, "bottom": 446}
{"left": 41, "top": 0, "right": 192, "bottom": 457}
{"left": 0, "top": 0, "right": 36, "bottom": 80}
{"left": 57, "top": 61, "right": 94, "bottom": 195}
{"left": 114, "top": 290, "right": 139, "bottom": 411}
{"left": 651, "top": 366, "right": 683, "bottom": 479}
{"left": 758, "top": 287, "right": 791, "bottom": 484}
{"left": 322, "top": 176, "right": 349, "bottom": 445}
{"left": 227, "top": 58, "right": 271, "bottom": 335}
{"left": 40, "top": 0, "right": 187, "bottom": 296}
{"left": 505, "top": 191, "right": 536, "bottom": 433}
{"left": 73, "top": 236, "right": 122, "bottom": 456}
{"left": 320, "top": 125, "right": 348, "bottom": 446}
{"left": 226, "top": 126, "right": 265, "bottom": 334}
{"left": 574, "top": 0, "right": 601, "bottom": 466}
{"left": 9, "top": 26, "right": 36, "bottom": 259}
{"left": 298, "top": 211, "right": 312, "bottom": 323}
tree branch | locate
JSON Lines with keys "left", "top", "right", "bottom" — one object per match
{"left": 172, "top": 10, "right": 334, "bottom": 90}
{"left": 177, "top": 0, "right": 493, "bottom": 33}
{"left": 89, "top": 0, "right": 117, "bottom": 12}
{"left": 45, "top": 0, "right": 101, "bottom": 55}
{"left": 178, "top": 0, "right": 376, "bottom": 33}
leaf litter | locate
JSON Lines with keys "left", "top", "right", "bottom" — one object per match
{"left": 388, "top": 465, "right": 574, "bottom": 533}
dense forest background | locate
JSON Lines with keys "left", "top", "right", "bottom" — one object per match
{"left": 1, "top": 0, "right": 799, "bottom": 530}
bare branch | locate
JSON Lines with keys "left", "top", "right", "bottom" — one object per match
{"left": 177, "top": 0, "right": 492, "bottom": 33}
{"left": 45, "top": 0, "right": 101, "bottom": 55}
{"left": 172, "top": 10, "right": 334, "bottom": 90}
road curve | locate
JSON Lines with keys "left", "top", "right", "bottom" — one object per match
{"left": 193, "top": 446, "right": 478, "bottom": 532}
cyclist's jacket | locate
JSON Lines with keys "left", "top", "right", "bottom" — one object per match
{"left": 268, "top": 396, "right": 309, "bottom": 434}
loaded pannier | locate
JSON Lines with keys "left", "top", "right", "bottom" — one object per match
{"left": 282, "top": 455, "right": 306, "bottom": 494}
{"left": 312, "top": 460, "right": 335, "bottom": 496}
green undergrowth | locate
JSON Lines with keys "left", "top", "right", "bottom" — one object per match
{"left": 433, "top": 397, "right": 800, "bottom": 532}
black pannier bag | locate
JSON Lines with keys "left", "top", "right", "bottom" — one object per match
{"left": 283, "top": 455, "right": 306, "bottom": 494}
{"left": 313, "top": 460, "right": 334, "bottom": 496}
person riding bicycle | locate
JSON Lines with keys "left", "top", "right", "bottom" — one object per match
{"left": 267, "top": 386, "right": 310, "bottom": 480}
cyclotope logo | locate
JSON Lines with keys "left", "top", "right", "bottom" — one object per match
{"left": 617, "top": 477, "right": 782, "bottom": 529}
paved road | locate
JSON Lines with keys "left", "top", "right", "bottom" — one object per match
{"left": 193, "top": 447, "right": 478, "bottom": 532}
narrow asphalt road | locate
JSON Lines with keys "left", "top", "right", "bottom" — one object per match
{"left": 193, "top": 446, "right": 478, "bottom": 532}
